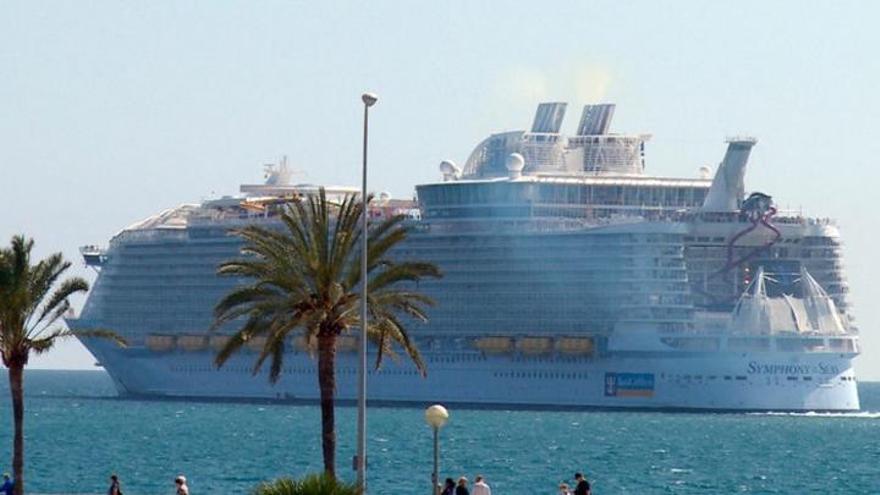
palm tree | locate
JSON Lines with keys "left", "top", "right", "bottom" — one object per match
{"left": 253, "top": 473, "right": 362, "bottom": 495}
{"left": 0, "top": 235, "right": 124, "bottom": 495}
{"left": 213, "top": 189, "right": 441, "bottom": 478}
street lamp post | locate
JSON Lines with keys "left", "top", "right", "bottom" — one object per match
{"left": 425, "top": 404, "right": 449, "bottom": 495}
{"left": 357, "top": 92, "right": 378, "bottom": 492}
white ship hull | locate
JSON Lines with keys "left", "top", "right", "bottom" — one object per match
{"left": 87, "top": 342, "right": 860, "bottom": 411}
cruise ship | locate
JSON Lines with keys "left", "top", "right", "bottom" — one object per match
{"left": 69, "top": 102, "right": 860, "bottom": 411}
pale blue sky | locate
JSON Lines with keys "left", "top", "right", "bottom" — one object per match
{"left": 2, "top": 1, "right": 878, "bottom": 377}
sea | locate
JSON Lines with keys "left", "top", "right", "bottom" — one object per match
{"left": 0, "top": 371, "right": 876, "bottom": 495}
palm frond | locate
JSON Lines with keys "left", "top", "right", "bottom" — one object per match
{"left": 214, "top": 327, "right": 251, "bottom": 368}
{"left": 29, "top": 277, "right": 89, "bottom": 337}
{"left": 213, "top": 285, "right": 282, "bottom": 325}
{"left": 369, "top": 262, "right": 442, "bottom": 292}
{"left": 28, "top": 328, "right": 127, "bottom": 355}
{"left": 214, "top": 188, "right": 440, "bottom": 388}
{"left": 367, "top": 311, "right": 426, "bottom": 376}
{"left": 0, "top": 236, "right": 119, "bottom": 366}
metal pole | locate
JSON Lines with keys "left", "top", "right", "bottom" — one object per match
{"left": 356, "top": 98, "right": 370, "bottom": 491}
{"left": 432, "top": 426, "right": 440, "bottom": 495}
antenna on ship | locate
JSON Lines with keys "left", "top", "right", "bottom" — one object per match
{"left": 264, "top": 156, "right": 296, "bottom": 186}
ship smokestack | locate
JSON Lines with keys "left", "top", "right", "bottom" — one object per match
{"left": 577, "top": 104, "right": 615, "bottom": 135}
{"left": 530, "top": 102, "right": 568, "bottom": 133}
{"left": 701, "top": 137, "right": 758, "bottom": 212}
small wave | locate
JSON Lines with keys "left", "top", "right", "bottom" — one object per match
{"left": 748, "top": 411, "right": 880, "bottom": 418}
{"left": 670, "top": 468, "right": 692, "bottom": 474}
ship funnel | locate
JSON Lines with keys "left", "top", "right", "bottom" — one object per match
{"left": 530, "top": 102, "right": 568, "bottom": 133}
{"left": 577, "top": 103, "right": 615, "bottom": 135}
{"left": 701, "top": 137, "right": 758, "bottom": 212}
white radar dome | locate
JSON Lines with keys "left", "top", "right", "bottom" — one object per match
{"left": 506, "top": 153, "right": 525, "bottom": 179}
{"left": 698, "top": 165, "right": 712, "bottom": 179}
{"left": 439, "top": 160, "right": 461, "bottom": 181}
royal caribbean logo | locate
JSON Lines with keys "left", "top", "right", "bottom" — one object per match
{"left": 604, "top": 372, "right": 655, "bottom": 397}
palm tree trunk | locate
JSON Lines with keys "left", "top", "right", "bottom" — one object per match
{"left": 7, "top": 363, "right": 24, "bottom": 495}
{"left": 317, "top": 333, "right": 338, "bottom": 478}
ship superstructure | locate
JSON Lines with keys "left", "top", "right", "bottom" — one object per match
{"left": 70, "top": 103, "right": 860, "bottom": 411}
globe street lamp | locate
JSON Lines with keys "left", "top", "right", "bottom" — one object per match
{"left": 425, "top": 404, "right": 449, "bottom": 495}
{"left": 356, "top": 91, "right": 378, "bottom": 492}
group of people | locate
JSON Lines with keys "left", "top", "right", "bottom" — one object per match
{"left": 438, "top": 472, "right": 591, "bottom": 495}
{"left": 558, "top": 472, "right": 592, "bottom": 495}
{"left": 2, "top": 470, "right": 586, "bottom": 494}
{"left": 107, "top": 473, "right": 190, "bottom": 495}
{"left": 440, "top": 474, "right": 491, "bottom": 495}
{"left": 0, "top": 473, "right": 189, "bottom": 495}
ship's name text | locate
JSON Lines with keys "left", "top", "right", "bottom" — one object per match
{"left": 747, "top": 361, "right": 840, "bottom": 375}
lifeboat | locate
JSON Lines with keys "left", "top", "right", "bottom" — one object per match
{"left": 293, "top": 335, "right": 316, "bottom": 351}
{"left": 555, "top": 337, "right": 594, "bottom": 355}
{"left": 474, "top": 337, "right": 514, "bottom": 354}
{"left": 246, "top": 336, "right": 268, "bottom": 351}
{"left": 209, "top": 335, "right": 231, "bottom": 351}
{"left": 146, "top": 334, "right": 176, "bottom": 352}
{"left": 516, "top": 337, "right": 553, "bottom": 355}
{"left": 336, "top": 335, "right": 358, "bottom": 352}
{"left": 177, "top": 335, "right": 207, "bottom": 352}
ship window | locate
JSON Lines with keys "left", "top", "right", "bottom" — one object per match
{"left": 735, "top": 376, "right": 747, "bottom": 381}
{"left": 786, "top": 376, "right": 798, "bottom": 381}
{"left": 723, "top": 376, "right": 732, "bottom": 380}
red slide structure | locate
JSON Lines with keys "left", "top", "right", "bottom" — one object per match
{"left": 717, "top": 192, "right": 782, "bottom": 275}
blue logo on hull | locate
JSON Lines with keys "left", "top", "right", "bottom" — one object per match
{"left": 605, "top": 372, "right": 655, "bottom": 397}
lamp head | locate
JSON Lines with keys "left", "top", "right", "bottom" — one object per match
{"left": 362, "top": 92, "right": 379, "bottom": 107}
{"left": 425, "top": 404, "right": 449, "bottom": 428}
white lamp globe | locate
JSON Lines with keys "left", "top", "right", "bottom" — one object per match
{"left": 425, "top": 404, "right": 449, "bottom": 428}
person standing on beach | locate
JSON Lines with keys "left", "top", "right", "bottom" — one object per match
{"left": 107, "top": 474, "right": 122, "bottom": 495}
{"left": 175, "top": 475, "right": 189, "bottom": 495}
{"left": 441, "top": 478, "right": 455, "bottom": 495}
{"left": 573, "top": 472, "right": 591, "bottom": 495}
{"left": 558, "top": 482, "right": 571, "bottom": 495}
{"left": 0, "top": 474, "right": 13, "bottom": 495}
{"left": 455, "top": 476, "right": 470, "bottom": 495}
{"left": 472, "top": 475, "right": 491, "bottom": 495}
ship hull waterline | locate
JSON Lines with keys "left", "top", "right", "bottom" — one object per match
{"left": 85, "top": 342, "right": 860, "bottom": 412}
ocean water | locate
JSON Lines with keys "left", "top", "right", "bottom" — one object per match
{"left": 0, "top": 371, "right": 877, "bottom": 495}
